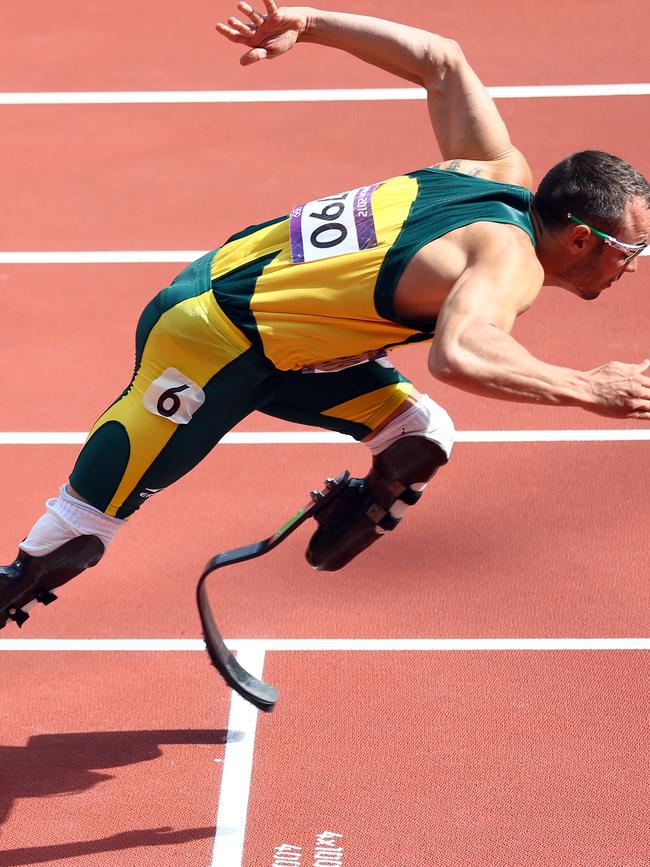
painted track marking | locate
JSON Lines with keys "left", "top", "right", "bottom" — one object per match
{"left": 0, "top": 84, "right": 649, "bottom": 104}
{"left": 210, "top": 646, "right": 266, "bottom": 867}
{"left": 2, "top": 430, "right": 650, "bottom": 445}
{"left": 1, "top": 639, "right": 648, "bottom": 650}
{"left": 0, "top": 251, "right": 208, "bottom": 263}
{"left": 0, "top": 249, "right": 647, "bottom": 263}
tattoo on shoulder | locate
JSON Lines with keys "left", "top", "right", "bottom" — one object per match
{"left": 431, "top": 160, "right": 486, "bottom": 177}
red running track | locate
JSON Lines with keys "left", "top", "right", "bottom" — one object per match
{"left": 1, "top": 1, "right": 649, "bottom": 865}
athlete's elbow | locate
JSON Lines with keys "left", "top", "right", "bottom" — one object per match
{"left": 422, "top": 37, "right": 464, "bottom": 91}
{"left": 429, "top": 340, "right": 466, "bottom": 383}
{"left": 429, "top": 360, "right": 465, "bottom": 387}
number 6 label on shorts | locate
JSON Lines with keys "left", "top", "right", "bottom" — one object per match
{"left": 290, "top": 183, "right": 380, "bottom": 264}
{"left": 143, "top": 368, "right": 205, "bottom": 424}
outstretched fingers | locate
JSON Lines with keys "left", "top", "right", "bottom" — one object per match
{"left": 228, "top": 15, "right": 257, "bottom": 37}
{"left": 216, "top": 1, "right": 278, "bottom": 43}
{"left": 216, "top": 1, "right": 302, "bottom": 65}
{"left": 215, "top": 20, "right": 249, "bottom": 42}
{"left": 237, "top": 1, "right": 265, "bottom": 26}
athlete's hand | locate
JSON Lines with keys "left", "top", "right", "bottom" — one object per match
{"left": 216, "top": 2, "right": 308, "bottom": 66}
{"left": 584, "top": 359, "right": 650, "bottom": 419}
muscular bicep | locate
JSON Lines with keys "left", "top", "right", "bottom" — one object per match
{"left": 425, "top": 44, "right": 531, "bottom": 184}
{"left": 431, "top": 282, "right": 518, "bottom": 373}
{"left": 430, "top": 255, "right": 542, "bottom": 374}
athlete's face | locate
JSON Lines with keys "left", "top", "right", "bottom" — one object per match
{"left": 565, "top": 198, "right": 649, "bottom": 301}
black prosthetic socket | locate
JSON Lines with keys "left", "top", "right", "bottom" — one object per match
{"left": 306, "top": 436, "right": 447, "bottom": 572}
{"left": 0, "top": 535, "right": 105, "bottom": 629}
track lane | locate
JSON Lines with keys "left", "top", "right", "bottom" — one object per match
{"left": 246, "top": 649, "right": 650, "bottom": 867}
{"left": 2, "top": 441, "right": 648, "bottom": 640}
{"left": 2, "top": 6, "right": 648, "bottom": 865}
{"left": 1, "top": 97, "right": 648, "bottom": 250}
{"left": 0, "top": 651, "right": 230, "bottom": 866}
{"left": 1, "top": 0, "right": 648, "bottom": 91}
{"left": 2, "top": 262, "right": 648, "bottom": 431}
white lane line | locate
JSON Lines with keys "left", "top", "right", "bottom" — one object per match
{"left": 456, "top": 429, "right": 650, "bottom": 443}
{"left": 0, "top": 639, "right": 207, "bottom": 650}
{"left": 210, "top": 646, "right": 265, "bottom": 867}
{"left": 1, "top": 638, "right": 648, "bottom": 651}
{"left": 0, "top": 248, "right": 648, "bottom": 264}
{"left": 246, "top": 638, "right": 650, "bottom": 651}
{"left": 2, "top": 430, "right": 650, "bottom": 446}
{"left": 0, "top": 251, "right": 207, "bottom": 264}
{"left": 0, "top": 84, "right": 648, "bottom": 105}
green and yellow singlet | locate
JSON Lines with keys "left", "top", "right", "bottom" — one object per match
{"left": 210, "top": 167, "right": 535, "bottom": 371}
{"left": 70, "top": 167, "right": 536, "bottom": 519}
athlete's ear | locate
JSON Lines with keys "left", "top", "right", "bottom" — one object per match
{"left": 565, "top": 222, "right": 593, "bottom": 255}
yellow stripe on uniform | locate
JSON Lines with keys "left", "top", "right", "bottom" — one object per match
{"left": 212, "top": 176, "right": 422, "bottom": 371}
{"left": 86, "top": 291, "right": 251, "bottom": 517}
{"left": 322, "top": 380, "right": 414, "bottom": 432}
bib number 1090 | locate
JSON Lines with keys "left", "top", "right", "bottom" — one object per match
{"left": 290, "top": 183, "right": 380, "bottom": 265}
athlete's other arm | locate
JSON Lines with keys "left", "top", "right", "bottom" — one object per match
{"left": 215, "top": 2, "right": 531, "bottom": 186}
{"left": 429, "top": 234, "right": 650, "bottom": 419}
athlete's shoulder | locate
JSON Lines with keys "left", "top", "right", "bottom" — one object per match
{"left": 469, "top": 220, "right": 543, "bottom": 298}
{"left": 468, "top": 218, "right": 538, "bottom": 260}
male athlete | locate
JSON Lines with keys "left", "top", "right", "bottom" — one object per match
{"left": 2, "top": 2, "right": 649, "bottom": 629}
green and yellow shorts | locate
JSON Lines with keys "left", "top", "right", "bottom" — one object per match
{"left": 69, "top": 251, "right": 415, "bottom": 518}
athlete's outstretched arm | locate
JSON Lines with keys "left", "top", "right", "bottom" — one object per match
{"left": 429, "top": 245, "right": 650, "bottom": 420}
{"left": 216, "top": 3, "right": 530, "bottom": 181}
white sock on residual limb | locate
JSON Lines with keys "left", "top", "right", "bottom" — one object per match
{"left": 20, "top": 485, "right": 125, "bottom": 556}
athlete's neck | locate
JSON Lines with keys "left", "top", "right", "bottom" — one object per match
{"left": 530, "top": 204, "right": 565, "bottom": 287}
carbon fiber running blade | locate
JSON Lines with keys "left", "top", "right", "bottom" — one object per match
{"left": 198, "top": 581, "right": 278, "bottom": 711}
{"left": 205, "top": 540, "right": 274, "bottom": 573}
{"left": 197, "top": 471, "right": 350, "bottom": 711}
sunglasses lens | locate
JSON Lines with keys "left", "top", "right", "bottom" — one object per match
{"left": 624, "top": 246, "right": 646, "bottom": 264}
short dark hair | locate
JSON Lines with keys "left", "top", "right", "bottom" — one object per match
{"left": 533, "top": 150, "right": 650, "bottom": 234}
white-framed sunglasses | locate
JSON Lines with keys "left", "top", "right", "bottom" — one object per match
{"left": 568, "top": 213, "right": 648, "bottom": 264}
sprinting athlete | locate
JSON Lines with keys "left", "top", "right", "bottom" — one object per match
{"left": 1, "top": 2, "right": 649, "bottom": 628}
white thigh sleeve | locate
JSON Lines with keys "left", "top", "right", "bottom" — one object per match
{"left": 365, "top": 394, "right": 455, "bottom": 459}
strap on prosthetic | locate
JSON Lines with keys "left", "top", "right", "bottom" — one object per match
{"left": 306, "top": 436, "right": 448, "bottom": 571}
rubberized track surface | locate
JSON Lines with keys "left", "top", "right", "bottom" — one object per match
{"left": 1, "top": 2, "right": 648, "bottom": 865}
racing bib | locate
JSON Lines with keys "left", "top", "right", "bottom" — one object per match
{"left": 290, "top": 183, "right": 380, "bottom": 264}
{"left": 143, "top": 368, "right": 205, "bottom": 425}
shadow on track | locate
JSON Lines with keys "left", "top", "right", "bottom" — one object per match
{"left": 0, "top": 827, "right": 218, "bottom": 866}
{"left": 0, "top": 728, "right": 241, "bottom": 864}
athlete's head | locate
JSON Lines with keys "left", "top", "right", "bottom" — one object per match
{"left": 533, "top": 151, "right": 650, "bottom": 300}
